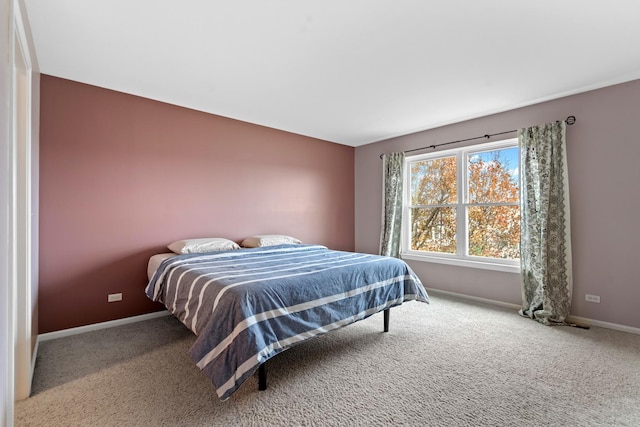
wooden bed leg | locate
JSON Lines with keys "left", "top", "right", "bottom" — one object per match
{"left": 384, "top": 309, "right": 390, "bottom": 332}
{"left": 258, "top": 362, "right": 267, "bottom": 391}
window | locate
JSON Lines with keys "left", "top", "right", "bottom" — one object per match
{"left": 402, "top": 138, "right": 520, "bottom": 272}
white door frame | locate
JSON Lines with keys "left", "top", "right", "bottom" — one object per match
{"left": 11, "top": 0, "right": 34, "bottom": 403}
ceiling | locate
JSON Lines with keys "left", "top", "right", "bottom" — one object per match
{"left": 23, "top": 1, "right": 640, "bottom": 147}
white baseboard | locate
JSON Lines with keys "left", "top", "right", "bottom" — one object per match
{"left": 38, "top": 310, "right": 171, "bottom": 342}
{"left": 426, "top": 287, "right": 640, "bottom": 336}
{"left": 36, "top": 292, "right": 640, "bottom": 342}
{"left": 28, "top": 338, "right": 39, "bottom": 396}
{"left": 426, "top": 287, "right": 522, "bottom": 311}
{"left": 566, "top": 314, "right": 640, "bottom": 336}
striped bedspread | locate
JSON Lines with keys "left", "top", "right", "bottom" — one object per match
{"left": 145, "top": 244, "right": 429, "bottom": 400}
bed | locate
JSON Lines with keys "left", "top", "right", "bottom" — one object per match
{"left": 145, "top": 243, "right": 429, "bottom": 400}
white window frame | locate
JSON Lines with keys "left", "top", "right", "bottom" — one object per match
{"left": 401, "top": 138, "right": 520, "bottom": 273}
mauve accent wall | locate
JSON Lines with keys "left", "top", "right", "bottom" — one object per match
{"left": 39, "top": 75, "right": 354, "bottom": 333}
{"left": 356, "top": 79, "right": 640, "bottom": 330}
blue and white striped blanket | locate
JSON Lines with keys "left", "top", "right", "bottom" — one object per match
{"left": 145, "top": 244, "right": 429, "bottom": 400}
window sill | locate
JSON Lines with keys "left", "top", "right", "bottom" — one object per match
{"left": 401, "top": 252, "right": 520, "bottom": 273}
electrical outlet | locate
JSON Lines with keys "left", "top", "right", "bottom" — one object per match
{"left": 108, "top": 293, "right": 123, "bottom": 302}
{"left": 585, "top": 294, "right": 600, "bottom": 303}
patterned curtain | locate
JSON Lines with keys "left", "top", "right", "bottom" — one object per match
{"left": 379, "top": 152, "right": 405, "bottom": 258}
{"left": 519, "top": 121, "right": 573, "bottom": 325}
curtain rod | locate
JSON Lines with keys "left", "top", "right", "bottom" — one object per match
{"left": 380, "top": 115, "right": 576, "bottom": 159}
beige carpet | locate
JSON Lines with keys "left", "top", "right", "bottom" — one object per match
{"left": 15, "top": 294, "right": 640, "bottom": 426}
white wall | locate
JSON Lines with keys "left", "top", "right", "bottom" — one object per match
{"left": 1, "top": 0, "right": 13, "bottom": 424}
{"left": 12, "top": 0, "right": 38, "bottom": 400}
{"left": 2, "top": 0, "right": 39, "bottom": 424}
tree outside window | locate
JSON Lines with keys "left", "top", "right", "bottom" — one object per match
{"left": 405, "top": 139, "right": 520, "bottom": 266}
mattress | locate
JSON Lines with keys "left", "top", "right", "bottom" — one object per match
{"left": 147, "top": 253, "right": 176, "bottom": 280}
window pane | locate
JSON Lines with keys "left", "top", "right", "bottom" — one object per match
{"left": 468, "top": 147, "right": 519, "bottom": 204}
{"left": 468, "top": 205, "right": 520, "bottom": 259}
{"left": 410, "top": 207, "right": 456, "bottom": 254}
{"left": 410, "top": 156, "right": 457, "bottom": 205}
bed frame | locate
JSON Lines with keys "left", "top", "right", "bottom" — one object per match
{"left": 257, "top": 308, "right": 390, "bottom": 390}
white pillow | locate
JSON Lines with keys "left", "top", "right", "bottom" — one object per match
{"left": 167, "top": 238, "right": 240, "bottom": 254}
{"left": 240, "top": 234, "right": 302, "bottom": 248}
